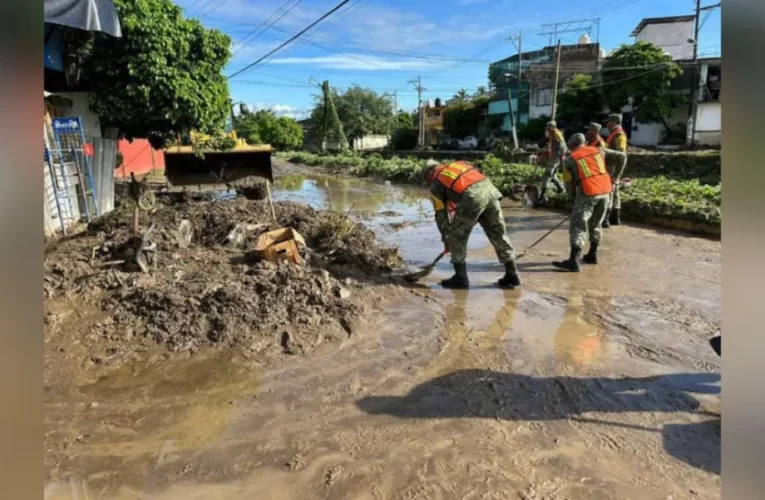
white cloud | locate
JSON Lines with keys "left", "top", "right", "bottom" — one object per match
{"left": 247, "top": 102, "right": 311, "bottom": 120}
{"left": 269, "top": 54, "right": 446, "bottom": 71}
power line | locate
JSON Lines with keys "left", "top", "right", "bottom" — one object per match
{"left": 232, "top": 0, "right": 302, "bottom": 57}
{"left": 198, "top": 0, "right": 233, "bottom": 17}
{"left": 227, "top": 0, "right": 353, "bottom": 80}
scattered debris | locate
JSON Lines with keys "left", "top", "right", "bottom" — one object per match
{"left": 44, "top": 198, "right": 404, "bottom": 364}
{"left": 255, "top": 228, "right": 306, "bottom": 264}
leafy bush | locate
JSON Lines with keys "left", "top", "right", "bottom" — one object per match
{"left": 517, "top": 116, "right": 549, "bottom": 142}
{"left": 236, "top": 110, "right": 303, "bottom": 150}
{"left": 282, "top": 152, "right": 721, "bottom": 229}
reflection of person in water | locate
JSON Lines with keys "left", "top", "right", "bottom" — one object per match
{"left": 483, "top": 288, "right": 520, "bottom": 349}
{"left": 552, "top": 295, "right": 605, "bottom": 369}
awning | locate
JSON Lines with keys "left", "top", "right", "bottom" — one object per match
{"left": 44, "top": 91, "right": 74, "bottom": 107}
{"left": 44, "top": 0, "right": 122, "bottom": 37}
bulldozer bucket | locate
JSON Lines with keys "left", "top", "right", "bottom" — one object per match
{"left": 163, "top": 145, "right": 273, "bottom": 187}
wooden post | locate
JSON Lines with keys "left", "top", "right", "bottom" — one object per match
{"left": 551, "top": 40, "right": 562, "bottom": 120}
{"left": 266, "top": 180, "right": 277, "bottom": 224}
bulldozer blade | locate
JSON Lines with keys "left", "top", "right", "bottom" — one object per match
{"left": 164, "top": 146, "right": 273, "bottom": 187}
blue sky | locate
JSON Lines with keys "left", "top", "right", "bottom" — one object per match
{"left": 175, "top": 0, "right": 721, "bottom": 119}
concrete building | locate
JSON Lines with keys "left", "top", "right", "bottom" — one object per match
{"left": 626, "top": 16, "right": 721, "bottom": 146}
{"left": 630, "top": 15, "right": 695, "bottom": 60}
{"left": 488, "top": 42, "right": 602, "bottom": 131}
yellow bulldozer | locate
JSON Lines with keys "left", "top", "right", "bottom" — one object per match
{"left": 163, "top": 128, "right": 273, "bottom": 189}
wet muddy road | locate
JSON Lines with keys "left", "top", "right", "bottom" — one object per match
{"left": 45, "top": 161, "right": 721, "bottom": 499}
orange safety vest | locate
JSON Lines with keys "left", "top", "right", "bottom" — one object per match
{"left": 433, "top": 161, "right": 485, "bottom": 195}
{"left": 570, "top": 146, "right": 612, "bottom": 197}
{"left": 606, "top": 126, "right": 626, "bottom": 149}
{"left": 589, "top": 136, "right": 606, "bottom": 148}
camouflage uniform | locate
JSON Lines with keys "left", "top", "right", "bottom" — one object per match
{"left": 606, "top": 124, "right": 628, "bottom": 210}
{"left": 430, "top": 178, "right": 515, "bottom": 264}
{"left": 540, "top": 124, "right": 567, "bottom": 196}
{"left": 562, "top": 148, "right": 627, "bottom": 248}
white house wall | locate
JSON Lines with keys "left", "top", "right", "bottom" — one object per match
{"left": 625, "top": 105, "right": 689, "bottom": 146}
{"left": 695, "top": 101, "right": 721, "bottom": 146}
{"left": 635, "top": 21, "right": 694, "bottom": 60}
{"left": 56, "top": 92, "right": 102, "bottom": 138}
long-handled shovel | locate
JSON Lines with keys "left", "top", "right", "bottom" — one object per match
{"left": 515, "top": 214, "right": 571, "bottom": 260}
{"left": 403, "top": 249, "right": 448, "bottom": 282}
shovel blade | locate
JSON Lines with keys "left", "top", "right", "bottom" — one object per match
{"left": 403, "top": 264, "right": 435, "bottom": 282}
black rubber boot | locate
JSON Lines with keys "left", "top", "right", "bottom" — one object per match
{"left": 610, "top": 208, "right": 621, "bottom": 226}
{"left": 536, "top": 186, "right": 549, "bottom": 207}
{"left": 441, "top": 263, "right": 469, "bottom": 289}
{"left": 582, "top": 242, "right": 599, "bottom": 264}
{"left": 602, "top": 209, "right": 611, "bottom": 228}
{"left": 552, "top": 247, "right": 582, "bottom": 272}
{"left": 497, "top": 261, "right": 522, "bottom": 288}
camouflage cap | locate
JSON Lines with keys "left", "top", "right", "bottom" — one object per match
{"left": 607, "top": 113, "right": 622, "bottom": 124}
{"left": 423, "top": 159, "right": 440, "bottom": 183}
{"left": 568, "top": 133, "right": 586, "bottom": 148}
{"left": 545, "top": 120, "right": 557, "bottom": 128}
{"left": 585, "top": 122, "right": 602, "bottom": 131}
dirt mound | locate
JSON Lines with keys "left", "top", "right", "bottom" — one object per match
{"left": 229, "top": 176, "right": 268, "bottom": 200}
{"left": 44, "top": 198, "right": 404, "bottom": 364}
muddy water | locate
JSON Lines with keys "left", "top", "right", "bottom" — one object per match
{"left": 45, "top": 162, "right": 721, "bottom": 499}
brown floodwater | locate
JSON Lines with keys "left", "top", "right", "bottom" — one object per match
{"left": 45, "top": 160, "right": 721, "bottom": 500}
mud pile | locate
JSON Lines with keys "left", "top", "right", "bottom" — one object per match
{"left": 44, "top": 198, "right": 403, "bottom": 362}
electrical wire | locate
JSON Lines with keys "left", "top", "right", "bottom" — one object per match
{"left": 232, "top": 0, "right": 302, "bottom": 57}
{"left": 227, "top": 0, "right": 354, "bottom": 80}
{"left": 198, "top": 0, "right": 233, "bottom": 17}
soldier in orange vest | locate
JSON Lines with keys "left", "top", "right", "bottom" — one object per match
{"left": 552, "top": 133, "right": 626, "bottom": 272}
{"left": 585, "top": 122, "right": 606, "bottom": 148}
{"left": 538, "top": 121, "right": 567, "bottom": 204}
{"left": 603, "top": 113, "right": 628, "bottom": 227}
{"left": 424, "top": 159, "right": 521, "bottom": 289}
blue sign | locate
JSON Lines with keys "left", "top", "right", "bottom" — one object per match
{"left": 51, "top": 117, "right": 84, "bottom": 149}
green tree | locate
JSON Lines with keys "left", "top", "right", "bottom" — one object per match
{"left": 557, "top": 74, "right": 606, "bottom": 129}
{"left": 313, "top": 85, "right": 395, "bottom": 141}
{"left": 236, "top": 110, "right": 303, "bottom": 150}
{"left": 475, "top": 85, "right": 488, "bottom": 97}
{"left": 601, "top": 41, "right": 684, "bottom": 131}
{"left": 396, "top": 110, "right": 414, "bottom": 129}
{"left": 442, "top": 96, "right": 490, "bottom": 139}
{"left": 453, "top": 88, "right": 469, "bottom": 101}
{"left": 80, "top": 0, "right": 232, "bottom": 149}
{"left": 314, "top": 81, "right": 348, "bottom": 152}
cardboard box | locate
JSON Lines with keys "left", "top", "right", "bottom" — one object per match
{"left": 254, "top": 228, "right": 306, "bottom": 264}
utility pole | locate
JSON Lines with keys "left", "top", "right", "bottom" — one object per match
{"left": 408, "top": 76, "right": 426, "bottom": 148}
{"left": 551, "top": 40, "right": 562, "bottom": 120}
{"left": 506, "top": 31, "right": 523, "bottom": 150}
{"left": 509, "top": 31, "right": 523, "bottom": 82}
{"left": 504, "top": 73, "right": 519, "bottom": 150}
{"left": 688, "top": 1, "right": 721, "bottom": 147}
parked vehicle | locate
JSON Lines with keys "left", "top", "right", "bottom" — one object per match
{"left": 457, "top": 136, "right": 478, "bottom": 150}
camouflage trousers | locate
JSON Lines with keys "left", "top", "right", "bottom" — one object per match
{"left": 447, "top": 194, "right": 516, "bottom": 265}
{"left": 541, "top": 158, "right": 564, "bottom": 193}
{"left": 609, "top": 180, "right": 621, "bottom": 210}
{"left": 569, "top": 193, "right": 610, "bottom": 249}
